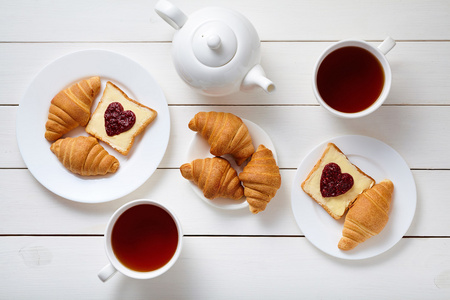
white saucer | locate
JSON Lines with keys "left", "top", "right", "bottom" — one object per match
{"left": 291, "top": 135, "right": 416, "bottom": 260}
{"left": 185, "top": 118, "right": 277, "bottom": 210}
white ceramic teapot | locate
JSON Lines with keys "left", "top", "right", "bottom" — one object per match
{"left": 155, "top": 0, "right": 275, "bottom": 97}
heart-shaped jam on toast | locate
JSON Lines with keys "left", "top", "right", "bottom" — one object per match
{"left": 104, "top": 102, "right": 136, "bottom": 136}
{"left": 320, "top": 162, "right": 354, "bottom": 197}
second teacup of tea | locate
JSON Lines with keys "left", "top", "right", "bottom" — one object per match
{"left": 98, "top": 199, "right": 183, "bottom": 282}
{"left": 312, "top": 37, "right": 396, "bottom": 118}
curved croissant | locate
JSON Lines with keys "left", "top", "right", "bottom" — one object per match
{"left": 180, "top": 157, "right": 244, "bottom": 200}
{"left": 239, "top": 145, "right": 281, "bottom": 214}
{"left": 188, "top": 111, "right": 255, "bottom": 165}
{"left": 50, "top": 136, "right": 119, "bottom": 176}
{"left": 45, "top": 76, "right": 101, "bottom": 141}
{"left": 338, "top": 179, "right": 394, "bottom": 251}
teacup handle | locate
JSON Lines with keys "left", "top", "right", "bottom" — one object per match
{"left": 378, "top": 36, "right": 396, "bottom": 55}
{"left": 98, "top": 263, "right": 117, "bottom": 282}
{"left": 155, "top": 0, "right": 188, "bottom": 30}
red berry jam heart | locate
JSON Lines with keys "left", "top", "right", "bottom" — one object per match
{"left": 104, "top": 102, "right": 136, "bottom": 136}
{"left": 320, "top": 162, "right": 354, "bottom": 197}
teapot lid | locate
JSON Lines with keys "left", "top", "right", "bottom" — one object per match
{"left": 191, "top": 21, "right": 237, "bottom": 67}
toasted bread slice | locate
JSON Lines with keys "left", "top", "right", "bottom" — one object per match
{"left": 301, "top": 143, "right": 375, "bottom": 219}
{"left": 86, "top": 81, "right": 157, "bottom": 155}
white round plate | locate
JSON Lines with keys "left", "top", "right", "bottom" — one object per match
{"left": 291, "top": 135, "right": 416, "bottom": 260}
{"left": 16, "top": 50, "right": 170, "bottom": 203}
{"left": 186, "top": 119, "right": 277, "bottom": 210}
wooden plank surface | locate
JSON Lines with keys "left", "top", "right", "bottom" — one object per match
{"left": 1, "top": 42, "right": 450, "bottom": 106}
{"left": 1, "top": 0, "right": 449, "bottom": 42}
{"left": 1, "top": 236, "right": 450, "bottom": 299}
{"left": 1, "top": 0, "right": 450, "bottom": 298}
{"left": 2, "top": 105, "right": 450, "bottom": 169}
{"left": 0, "top": 168, "right": 448, "bottom": 237}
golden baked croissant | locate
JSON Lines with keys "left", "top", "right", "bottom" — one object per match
{"left": 239, "top": 145, "right": 281, "bottom": 214}
{"left": 188, "top": 111, "right": 255, "bottom": 165}
{"left": 50, "top": 136, "right": 119, "bottom": 176}
{"left": 180, "top": 157, "right": 244, "bottom": 200}
{"left": 338, "top": 179, "right": 394, "bottom": 251}
{"left": 45, "top": 76, "right": 101, "bottom": 141}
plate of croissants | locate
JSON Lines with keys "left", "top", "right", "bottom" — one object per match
{"left": 16, "top": 50, "right": 170, "bottom": 203}
{"left": 291, "top": 135, "right": 416, "bottom": 259}
{"left": 180, "top": 111, "right": 282, "bottom": 213}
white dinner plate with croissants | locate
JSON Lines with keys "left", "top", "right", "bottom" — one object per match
{"left": 291, "top": 135, "right": 416, "bottom": 260}
{"left": 186, "top": 118, "right": 277, "bottom": 210}
{"left": 16, "top": 50, "right": 170, "bottom": 203}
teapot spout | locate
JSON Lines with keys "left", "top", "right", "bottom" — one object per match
{"left": 241, "top": 65, "right": 276, "bottom": 94}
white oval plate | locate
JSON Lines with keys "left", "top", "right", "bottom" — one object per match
{"left": 16, "top": 50, "right": 170, "bottom": 203}
{"left": 186, "top": 119, "right": 277, "bottom": 210}
{"left": 291, "top": 135, "right": 416, "bottom": 260}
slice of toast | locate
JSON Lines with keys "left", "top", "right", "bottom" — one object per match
{"left": 86, "top": 81, "right": 157, "bottom": 155}
{"left": 301, "top": 143, "right": 375, "bottom": 219}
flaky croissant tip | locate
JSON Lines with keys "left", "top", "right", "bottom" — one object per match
{"left": 187, "top": 118, "right": 197, "bottom": 131}
{"left": 180, "top": 163, "right": 193, "bottom": 180}
{"left": 338, "top": 237, "right": 358, "bottom": 251}
{"left": 110, "top": 161, "right": 120, "bottom": 173}
{"left": 249, "top": 206, "right": 260, "bottom": 214}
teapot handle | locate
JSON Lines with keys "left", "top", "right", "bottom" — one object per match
{"left": 155, "top": 0, "right": 188, "bottom": 30}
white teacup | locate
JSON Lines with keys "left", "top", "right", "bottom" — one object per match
{"left": 98, "top": 199, "right": 183, "bottom": 282}
{"left": 312, "top": 37, "right": 396, "bottom": 118}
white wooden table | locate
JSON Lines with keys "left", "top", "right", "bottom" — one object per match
{"left": 1, "top": 0, "right": 450, "bottom": 298}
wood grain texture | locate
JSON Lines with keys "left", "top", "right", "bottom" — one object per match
{"left": 0, "top": 0, "right": 449, "bottom": 42}
{"left": 0, "top": 168, "right": 447, "bottom": 237}
{"left": 3, "top": 105, "right": 450, "bottom": 169}
{"left": 1, "top": 236, "right": 450, "bottom": 299}
{"left": 1, "top": 0, "right": 450, "bottom": 298}
{"left": 1, "top": 42, "right": 450, "bottom": 105}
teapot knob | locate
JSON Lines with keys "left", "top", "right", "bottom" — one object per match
{"left": 207, "top": 35, "right": 222, "bottom": 50}
{"left": 192, "top": 21, "right": 237, "bottom": 68}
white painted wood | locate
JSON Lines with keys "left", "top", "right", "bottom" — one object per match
{"left": 0, "top": 169, "right": 299, "bottom": 235}
{"left": 167, "top": 106, "right": 450, "bottom": 170}
{"left": 2, "top": 42, "right": 450, "bottom": 105}
{"left": 3, "top": 105, "right": 450, "bottom": 169}
{"left": 0, "top": 168, "right": 448, "bottom": 237}
{"left": 1, "top": 0, "right": 449, "bottom": 42}
{"left": 1, "top": 0, "right": 450, "bottom": 297}
{"left": 1, "top": 236, "right": 450, "bottom": 299}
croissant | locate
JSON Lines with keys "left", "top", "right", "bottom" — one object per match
{"left": 188, "top": 111, "right": 255, "bottom": 165}
{"left": 338, "top": 179, "right": 394, "bottom": 251}
{"left": 239, "top": 145, "right": 281, "bottom": 214}
{"left": 50, "top": 136, "right": 119, "bottom": 176}
{"left": 180, "top": 157, "right": 244, "bottom": 200}
{"left": 45, "top": 76, "right": 101, "bottom": 141}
